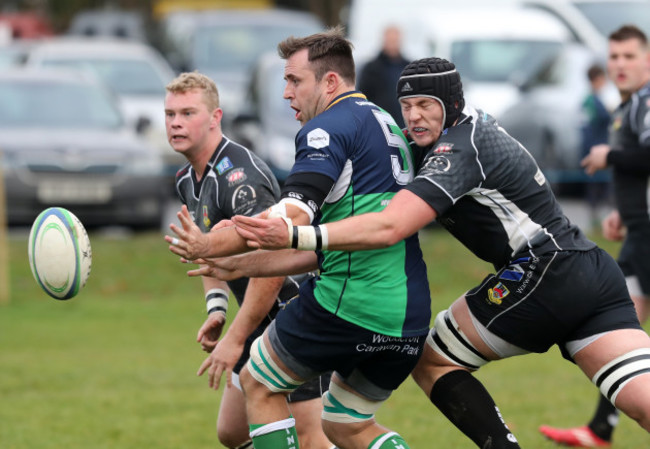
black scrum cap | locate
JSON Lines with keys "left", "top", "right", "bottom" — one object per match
{"left": 397, "top": 57, "right": 465, "bottom": 129}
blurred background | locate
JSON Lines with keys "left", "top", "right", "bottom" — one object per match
{"left": 1, "top": 0, "right": 649, "bottom": 232}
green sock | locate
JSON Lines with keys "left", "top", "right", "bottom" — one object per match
{"left": 368, "top": 432, "right": 410, "bottom": 449}
{"left": 249, "top": 417, "right": 299, "bottom": 449}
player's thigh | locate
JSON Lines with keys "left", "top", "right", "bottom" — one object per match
{"left": 573, "top": 328, "right": 650, "bottom": 378}
{"left": 574, "top": 328, "right": 650, "bottom": 415}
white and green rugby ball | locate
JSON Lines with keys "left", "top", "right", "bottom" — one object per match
{"left": 28, "top": 207, "right": 92, "bottom": 300}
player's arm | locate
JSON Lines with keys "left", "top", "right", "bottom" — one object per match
{"left": 234, "top": 189, "right": 437, "bottom": 252}
{"left": 166, "top": 200, "right": 311, "bottom": 260}
{"left": 196, "top": 276, "right": 230, "bottom": 352}
{"left": 188, "top": 249, "right": 318, "bottom": 280}
{"left": 198, "top": 276, "right": 285, "bottom": 389}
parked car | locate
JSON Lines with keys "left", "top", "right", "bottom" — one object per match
{"left": 25, "top": 37, "right": 181, "bottom": 175}
{"left": 67, "top": 8, "right": 150, "bottom": 42}
{"left": 0, "top": 39, "right": 33, "bottom": 69}
{"left": 524, "top": 0, "right": 650, "bottom": 53}
{"left": 498, "top": 42, "right": 619, "bottom": 176}
{"left": 230, "top": 52, "right": 297, "bottom": 182}
{"left": 0, "top": 69, "right": 166, "bottom": 228}
{"left": 349, "top": 2, "right": 573, "bottom": 117}
{"left": 158, "top": 8, "right": 324, "bottom": 123}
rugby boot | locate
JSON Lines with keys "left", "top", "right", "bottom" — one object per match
{"left": 539, "top": 425, "right": 611, "bottom": 447}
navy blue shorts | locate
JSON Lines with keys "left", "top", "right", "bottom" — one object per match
{"left": 234, "top": 321, "right": 330, "bottom": 402}
{"left": 466, "top": 248, "right": 641, "bottom": 359}
{"left": 268, "top": 294, "right": 426, "bottom": 401}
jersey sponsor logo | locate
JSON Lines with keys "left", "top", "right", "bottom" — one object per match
{"left": 433, "top": 142, "right": 454, "bottom": 154}
{"left": 226, "top": 168, "right": 247, "bottom": 186}
{"left": 202, "top": 205, "right": 211, "bottom": 228}
{"left": 216, "top": 157, "right": 234, "bottom": 174}
{"left": 307, "top": 152, "right": 329, "bottom": 161}
{"left": 534, "top": 168, "right": 546, "bottom": 186}
{"left": 307, "top": 128, "right": 330, "bottom": 149}
{"left": 423, "top": 155, "right": 451, "bottom": 173}
{"left": 487, "top": 282, "right": 509, "bottom": 305}
{"left": 232, "top": 184, "right": 257, "bottom": 215}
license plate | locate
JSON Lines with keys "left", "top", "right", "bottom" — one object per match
{"left": 38, "top": 181, "right": 112, "bottom": 204}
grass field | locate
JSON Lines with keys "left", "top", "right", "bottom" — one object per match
{"left": 1, "top": 227, "right": 648, "bottom": 448}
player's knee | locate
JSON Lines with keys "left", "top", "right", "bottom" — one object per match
{"left": 322, "top": 382, "right": 384, "bottom": 428}
{"left": 244, "top": 336, "right": 301, "bottom": 396}
{"left": 427, "top": 310, "right": 490, "bottom": 370}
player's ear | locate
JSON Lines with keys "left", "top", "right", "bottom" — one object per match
{"left": 211, "top": 108, "right": 223, "bottom": 127}
{"left": 324, "top": 71, "right": 340, "bottom": 94}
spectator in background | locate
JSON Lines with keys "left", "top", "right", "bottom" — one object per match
{"left": 358, "top": 25, "right": 409, "bottom": 127}
{"left": 540, "top": 24, "right": 650, "bottom": 448}
{"left": 580, "top": 63, "right": 611, "bottom": 223}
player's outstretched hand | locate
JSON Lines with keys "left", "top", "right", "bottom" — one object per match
{"left": 232, "top": 215, "right": 291, "bottom": 250}
{"left": 165, "top": 205, "right": 210, "bottom": 261}
{"left": 197, "top": 334, "right": 244, "bottom": 390}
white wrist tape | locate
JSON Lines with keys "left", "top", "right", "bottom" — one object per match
{"left": 267, "top": 209, "right": 294, "bottom": 248}
{"left": 291, "top": 225, "right": 328, "bottom": 251}
{"left": 205, "top": 288, "right": 228, "bottom": 315}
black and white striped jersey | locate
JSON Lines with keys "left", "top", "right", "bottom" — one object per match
{"left": 175, "top": 135, "right": 308, "bottom": 307}
{"left": 607, "top": 82, "right": 650, "bottom": 231}
{"left": 406, "top": 106, "right": 595, "bottom": 270}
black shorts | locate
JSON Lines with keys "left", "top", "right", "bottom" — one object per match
{"left": 618, "top": 229, "right": 650, "bottom": 295}
{"left": 269, "top": 294, "right": 426, "bottom": 401}
{"left": 466, "top": 248, "right": 641, "bottom": 359}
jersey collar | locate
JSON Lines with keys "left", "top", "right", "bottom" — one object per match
{"left": 325, "top": 91, "right": 367, "bottom": 111}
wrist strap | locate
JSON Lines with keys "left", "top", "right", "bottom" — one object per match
{"left": 291, "top": 225, "right": 328, "bottom": 251}
{"left": 205, "top": 288, "right": 228, "bottom": 315}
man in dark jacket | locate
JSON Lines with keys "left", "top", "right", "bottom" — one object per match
{"left": 358, "top": 25, "right": 409, "bottom": 127}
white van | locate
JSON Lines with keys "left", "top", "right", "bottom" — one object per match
{"left": 346, "top": 1, "right": 574, "bottom": 117}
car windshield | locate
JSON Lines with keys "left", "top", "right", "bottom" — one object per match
{"left": 193, "top": 23, "right": 319, "bottom": 72}
{"left": 41, "top": 58, "right": 166, "bottom": 95}
{"left": 450, "top": 40, "right": 562, "bottom": 83}
{"left": 572, "top": 1, "right": 650, "bottom": 37}
{"left": 0, "top": 79, "right": 123, "bottom": 128}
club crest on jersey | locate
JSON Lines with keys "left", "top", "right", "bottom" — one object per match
{"left": 232, "top": 184, "right": 257, "bottom": 215}
{"left": 202, "top": 205, "right": 211, "bottom": 228}
{"left": 488, "top": 282, "right": 510, "bottom": 305}
{"left": 423, "top": 155, "right": 451, "bottom": 173}
{"left": 216, "top": 157, "right": 233, "bottom": 174}
{"left": 227, "top": 168, "right": 247, "bottom": 186}
{"left": 611, "top": 116, "right": 622, "bottom": 131}
{"left": 433, "top": 143, "right": 454, "bottom": 154}
{"left": 307, "top": 128, "right": 330, "bottom": 149}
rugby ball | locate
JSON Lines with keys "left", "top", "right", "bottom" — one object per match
{"left": 28, "top": 207, "right": 92, "bottom": 300}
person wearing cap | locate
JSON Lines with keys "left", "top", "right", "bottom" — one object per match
{"left": 227, "top": 57, "right": 650, "bottom": 448}
{"left": 167, "top": 28, "right": 431, "bottom": 449}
